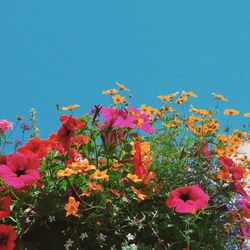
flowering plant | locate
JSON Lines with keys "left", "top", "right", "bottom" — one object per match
{"left": 0, "top": 84, "right": 250, "bottom": 250}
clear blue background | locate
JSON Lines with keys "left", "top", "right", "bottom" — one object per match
{"left": 0, "top": 1, "right": 250, "bottom": 140}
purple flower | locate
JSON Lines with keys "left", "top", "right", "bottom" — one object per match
{"left": 21, "top": 123, "right": 31, "bottom": 131}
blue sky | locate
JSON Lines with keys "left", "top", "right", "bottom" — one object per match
{"left": 0, "top": 1, "right": 250, "bottom": 140}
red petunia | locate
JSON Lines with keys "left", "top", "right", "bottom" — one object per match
{"left": 56, "top": 115, "right": 85, "bottom": 151}
{"left": 18, "top": 138, "right": 49, "bottom": 159}
{"left": 165, "top": 185, "right": 210, "bottom": 213}
{"left": 133, "top": 142, "right": 148, "bottom": 179}
{"left": 0, "top": 196, "right": 12, "bottom": 220}
{"left": 0, "top": 224, "right": 17, "bottom": 250}
{"left": 0, "top": 152, "right": 40, "bottom": 189}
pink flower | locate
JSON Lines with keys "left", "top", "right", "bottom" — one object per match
{"left": 0, "top": 152, "right": 40, "bottom": 189}
{"left": 128, "top": 108, "right": 154, "bottom": 134}
{"left": 0, "top": 120, "right": 13, "bottom": 133}
{"left": 165, "top": 185, "right": 210, "bottom": 213}
{"left": 101, "top": 108, "right": 137, "bottom": 128}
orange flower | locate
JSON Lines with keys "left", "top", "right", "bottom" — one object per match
{"left": 175, "top": 95, "right": 188, "bottom": 104}
{"left": 88, "top": 182, "right": 103, "bottom": 192}
{"left": 131, "top": 186, "right": 146, "bottom": 200}
{"left": 157, "top": 92, "right": 179, "bottom": 102}
{"left": 217, "top": 169, "right": 233, "bottom": 183}
{"left": 102, "top": 89, "right": 119, "bottom": 95}
{"left": 116, "top": 82, "right": 129, "bottom": 91}
{"left": 112, "top": 94, "right": 126, "bottom": 105}
{"left": 57, "top": 168, "right": 77, "bottom": 177}
{"left": 224, "top": 109, "right": 240, "bottom": 115}
{"left": 65, "top": 196, "right": 80, "bottom": 217}
{"left": 244, "top": 113, "right": 250, "bottom": 118}
{"left": 69, "top": 159, "right": 96, "bottom": 173}
{"left": 109, "top": 188, "right": 122, "bottom": 197}
{"left": 127, "top": 173, "right": 142, "bottom": 183}
{"left": 182, "top": 91, "right": 197, "bottom": 98}
{"left": 80, "top": 189, "right": 91, "bottom": 197}
{"left": 112, "top": 159, "right": 123, "bottom": 169}
{"left": 190, "top": 105, "right": 212, "bottom": 116}
{"left": 90, "top": 169, "right": 109, "bottom": 181}
{"left": 212, "top": 93, "right": 228, "bottom": 101}
{"left": 62, "top": 104, "right": 80, "bottom": 111}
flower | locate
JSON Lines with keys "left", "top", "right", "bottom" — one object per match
{"left": 133, "top": 142, "right": 148, "bottom": 179}
{"left": 101, "top": 107, "right": 136, "bottom": 129}
{"left": 128, "top": 108, "right": 154, "bottom": 134}
{"left": 62, "top": 104, "right": 80, "bottom": 111}
{"left": 0, "top": 224, "right": 17, "bottom": 250}
{"left": 126, "top": 233, "right": 135, "bottom": 241}
{"left": 90, "top": 169, "right": 109, "bottom": 181}
{"left": 102, "top": 89, "right": 119, "bottom": 95}
{"left": 244, "top": 113, "right": 250, "bottom": 118}
{"left": 157, "top": 92, "right": 179, "bottom": 102}
{"left": 165, "top": 185, "right": 210, "bottom": 213}
{"left": 0, "top": 196, "right": 12, "bottom": 220}
{"left": 48, "top": 215, "right": 56, "bottom": 223}
{"left": 112, "top": 94, "right": 126, "bottom": 105}
{"left": 212, "top": 93, "right": 228, "bottom": 101}
{"left": 182, "top": 91, "right": 197, "bottom": 98}
{"left": 65, "top": 196, "right": 80, "bottom": 217}
{"left": 56, "top": 115, "right": 85, "bottom": 151}
{"left": 0, "top": 120, "right": 13, "bottom": 133}
{"left": 0, "top": 152, "right": 40, "bottom": 189}
{"left": 18, "top": 138, "right": 49, "bottom": 159}
{"left": 97, "top": 233, "right": 107, "bottom": 242}
{"left": 80, "top": 232, "right": 88, "bottom": 241}
{"left": 224, "top": 109, "right": 240, "bottom": 115}
{"left": 131, "top": 186, "right": 146, "bottom": 201}
{"left": 20, "top": 123, "right": 31, "bottom": 131}
{"left": 116, "top": 82, "right": 129, "bottom": 91}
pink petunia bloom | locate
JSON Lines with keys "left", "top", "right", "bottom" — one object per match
{"left": 101, "top": 107, "right": 137, "bottom": 129}
{"left": 0, "top": 120, "right": 13, "bottom": 133}
{"left": 128, "top": 107, "right": 154, "bottom": 134}
{"left": 165, "top": 185, "right": 210, "bottom": 214}
{"left": 0, "top": 152, "right": 40, "bottom": 189}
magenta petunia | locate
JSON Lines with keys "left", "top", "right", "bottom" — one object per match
{"left": 128, "top": 107, "right": 154, "bottom": 134}
{"left": 0, "top": 152, "right": 40, "bottom": 189}
{"left": 101, "top": 107, "right": 137, "bottom": 128}
{"left": 165, "top": 185, "right": 210, "bottom": 213}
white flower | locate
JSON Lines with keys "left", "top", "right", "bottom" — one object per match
{"left": 25, "top": 217, "right": 31, "bottom": 223}
{"left": 112, "top": 204, "right": 119, "bottom": 211}
{"left": 48, "top": 215, "right": 55, "bottom": 223}
{"left": 122, "top": 196, "right": 129, "bottom": 203}
{"left": 129, "top": 244, "right": 138, "bottom": 250}
{"left": 64, "top": 238, "right": 74, "bottom": 249}
{"left": 80, "top": 232, "right": 88, "bottom": 241}
{"left": 110, "top": 245, "right": 117, "bottom": 250}
{"left": 126, "top": 233, "right": 135, "bottom": 241}
{"left": 97, "top": 233, "right": 107, "bottom": 242}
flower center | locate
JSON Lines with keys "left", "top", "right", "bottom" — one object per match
{"left": 180, "top": 193, "right": 190, "bottom": 202}
{"left": 15, "top": 169, "right": 25, "bottom": 177}
{"left": 0, "top": 234, "right": 8, "bottom": 245}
